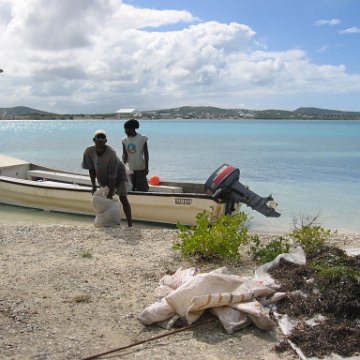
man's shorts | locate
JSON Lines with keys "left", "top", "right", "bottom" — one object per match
{"left": 115, "top": 181, "right": 128, "bottom": 197}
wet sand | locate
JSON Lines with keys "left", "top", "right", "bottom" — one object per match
{"left": 0, "top": 203, "right": 167, "bottom": 229}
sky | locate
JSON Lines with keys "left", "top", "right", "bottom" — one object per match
{"left": 0, "top": 0, "right": 360, "bottom": 114}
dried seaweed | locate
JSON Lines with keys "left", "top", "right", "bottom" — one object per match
{"left": 270, "top": 248, "right": 360, "bottom": 358}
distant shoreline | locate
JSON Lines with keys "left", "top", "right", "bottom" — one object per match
{"left": 1, "top": 105, "right": 360, "bottom": 120}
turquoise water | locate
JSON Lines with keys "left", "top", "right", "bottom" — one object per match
{"left": 1, "top": 119, "right": 360, "bottom": 233}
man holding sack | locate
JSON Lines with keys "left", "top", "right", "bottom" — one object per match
{"left": 82, "top": 129, "right": 132, "bottom": 227}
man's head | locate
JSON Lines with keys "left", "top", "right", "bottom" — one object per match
{"left": 93, "top": 130, "right": 107, "bottom": 152}
{"left": 93, "top": 129, "right": 107, "bottom": 142}
{"left": 124, "top": 119, "right": 139, "bottom": 136}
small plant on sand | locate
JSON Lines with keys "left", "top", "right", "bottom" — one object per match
{"left": 71, "top": 294, "right": 91, "bottom": 303}
{"left": 173, "top": 211, "right": 250, "bottom": 261}
{"left": 79, "top": 250, "right": 92, "bottom": 258}
{"left": 291, "top": 214, "right": 331, "bottom": 257}
{"left": 249, "top": 235, "right": 290, "bottom": 264}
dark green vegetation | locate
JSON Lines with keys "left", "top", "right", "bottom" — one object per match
{"left": 1, "top": 105, "right": 360, "bottom": 120}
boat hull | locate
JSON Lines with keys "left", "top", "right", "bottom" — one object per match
{"left": 0, "top": 154, "right": 225, "bottom": 225}
{"left": 0, "top": 176, "right": 224, "bottom": 226}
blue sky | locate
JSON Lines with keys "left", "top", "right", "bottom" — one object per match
{"left": 130, "top": 0, "right": 360, "bottom": 71}
{"left": 0, "top": 0, "right": 359, "bottom": 113}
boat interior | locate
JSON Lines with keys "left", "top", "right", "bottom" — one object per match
{"left": 0, "top": 155, "right": 207, "bottom": 194}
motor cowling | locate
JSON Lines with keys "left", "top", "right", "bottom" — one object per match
{"left": 205, "top": 164, "right": 281, "bottom": 218}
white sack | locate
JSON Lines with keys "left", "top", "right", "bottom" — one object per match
{"left": 155, "top": 267, "right": 200, "bottom": 298}
{"left": 91, "top": 186, "right": 121, "bottom": 228}
{"left": 165, "top": 272, "right": 275, "bottom": 325}
{"left": 210, "top": 306, "right": 251, "bottom": 334}
{"left": 231, "top": 299, "right": 274, "bottom": 331}
{"left": 138, "top": 266, "right": 277, "bottom": 333}
{"left": 139, "top": 248, "right": 308, "bottom": 334}
{"left": 138, "top": 298, "right": 176, "bottom": 325}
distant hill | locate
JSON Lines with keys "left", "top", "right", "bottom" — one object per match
{"left": 294, "top": 107, "right": 360, "bottom": 116}
{"left": 0, "top": 106, "right": 54, "bottom": 116}
{"left": 142, "top": 106, "right": 360, "bottom": 120}
{"left": 155, "top": 106, "right": 227, "bottom": 115}
{"left": 142, "top": 106, "right": 255, "bottom": 118}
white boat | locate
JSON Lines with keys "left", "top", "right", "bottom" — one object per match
{"left": 0, "top": 155, "right": 227, "bottom": 225}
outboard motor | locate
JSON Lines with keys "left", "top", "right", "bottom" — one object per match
{"left": 205, "top": 164, "right": 281, "bottom": 217}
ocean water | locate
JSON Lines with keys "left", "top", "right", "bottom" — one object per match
{"left": 1, "top": 119, "right": 360, "bottom": 233}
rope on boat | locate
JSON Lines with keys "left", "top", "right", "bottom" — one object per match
{"left": 78, "top": 318, "right": 217, "bottom": 360}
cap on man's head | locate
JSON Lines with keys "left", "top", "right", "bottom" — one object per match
{"left": 93, "top": 129, "right": 107, "bottom": 138}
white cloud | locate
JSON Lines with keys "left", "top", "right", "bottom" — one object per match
{"left": 0, "top": 0, "right": 360, "bottom": 113}
{"left": 314, "top": 18, "right": 340, "bottom": 26}
{"left": 340, "top": 27, "right": 360, "bottom": 34}
{"left": 316, "top": 45, "right": 328, "bottom": 53}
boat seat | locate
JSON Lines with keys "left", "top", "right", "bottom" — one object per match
{"left": 28, "top": 170, "right": 92, "bottom": 186}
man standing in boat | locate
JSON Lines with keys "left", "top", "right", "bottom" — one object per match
{"left": 122, "top": 119, "right": 149, "bottom": 191}
{"left": 82, "top": 129, "right": 132, "bottom": 227}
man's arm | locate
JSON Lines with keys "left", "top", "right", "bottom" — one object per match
{"left": 122, "top": 143, "right": 128, "bottom": 164}
{"left": 107, "top": 178, "right": 116, "bottom": 199}
{"left": 143, "top": 142, "right": 149, "bottom": 175}
{"left": 89, "top": 169, "right": 97, "bottom": 194}
{"left": 82, "top": 150, "right": 97, "bottom": 195}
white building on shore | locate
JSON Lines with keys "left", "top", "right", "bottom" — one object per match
{"left": 115, "top": 108, "right": 138, "bottom": 118}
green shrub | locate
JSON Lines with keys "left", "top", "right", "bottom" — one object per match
{"left": 173, "top": 211, "right": 250, "bottom": 261}
{"left": 291, "top": 225, "right": 331, "bottom": 257}
{"left": 249, "top": 235, "right": 290, "bottom": 264}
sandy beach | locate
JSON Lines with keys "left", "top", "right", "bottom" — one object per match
{"left": 1, "top": 222, "right": 359, "bottom": 360}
